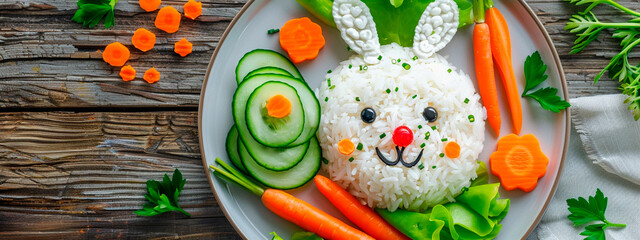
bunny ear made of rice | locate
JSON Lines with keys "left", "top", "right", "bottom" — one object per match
{"left": 413, "top": 0, "right": 459, "bottom": 59}
{"left": 333, "top": 0, "right": 382, "bottom": 65}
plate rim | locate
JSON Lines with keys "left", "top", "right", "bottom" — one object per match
{"left": 197, "top": 1, "right": 571, "bottom": 239}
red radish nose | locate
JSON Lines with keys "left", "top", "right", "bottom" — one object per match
{"left": 392, "top": 126, "right": 413, "bottom": 147}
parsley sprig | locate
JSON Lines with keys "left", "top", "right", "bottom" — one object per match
{"left": 134, "top": 169, "right": 191, "bottom": 217}
{"left": 71, "top": 0, "right": 119, "bottom": 29}
{"left": 522, "top": 51, "right": 571, "bottom": 113}
{"left": 566, "top": 188, "right": 626, "bottom": 240}
{"left": 565, "top": 0, "right": 640, "bottom": 120}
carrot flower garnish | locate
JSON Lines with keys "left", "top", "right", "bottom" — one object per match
{"left": 102, "top": 42, "right": 130, "bottom": 67}
{"left": 490, "top": 134, "right": 549, "bottom": 192}
{"left": 139, "top": 0, "right": 161, "bottom": 12}
{"left": 120, "top": 65, "right": 136, "bottom": 81}
{"left": 131, "top": 28, "right": 156, "bottom": 52}
{"left": 155, "top": 6, "right": 181, "bottom": 33}
{"left": 279, "top": 17, "right": 325, "bottom": 63}
{"left": 143, "top": 67, "right": 160, "bottom": 83}
{"left": 174, "top": 38, "right": 193, "bottom": 57}
{"left": 183, "top": 0, "right": 202, "bottom": 20}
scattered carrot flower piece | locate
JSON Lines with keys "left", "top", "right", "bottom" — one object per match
{"left": 120, "top": 65, "right": 136, "bottom": 81}
{"left": 265, "top": 94, "right": 291, "bottom": 118}
{"left": 131, "top": 28, "right": 156, "bottom": 52}
{"left": 174, "top": 38, "right": 193, "bottom": 57}
{"left": 444, "top": 141, "right": 460, "bottom": 159}
{"left": 139, "top": 0, "right": 161, "bottom": 12}
{"left": 337, "top": 138, "right": 355, "bottom": 155}
{"left": 183, "top": 0, "right": 202, "bottom": 20}
{"left": 102, "top": 42, "right": 130, "bottom": 67}
{"left": 279, "top": 17, "right": 325, "bottom": 63}
{"left": 490, "top": 134, "right": 549, "bottom": 192}
{"left": 143, "top": 67, "right": 160, "bottom": 83}
{"left": 155, "top": 6, "right": 181, "bottom": 33}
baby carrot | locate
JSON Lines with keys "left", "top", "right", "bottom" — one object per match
{"left": 209, "top": 159, "right": 374, "bottom": 240}
{"left": 486, "top": 3, "right": 522, "bottom": 135}
{"left": 472, "top": 0, "right": 501, "bottom": 136}
{"left": 314, "top": 175, "right": 410, "bottom": 240}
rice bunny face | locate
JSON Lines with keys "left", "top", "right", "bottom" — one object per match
{"left": 317, "top": 0, "right": 485, "bottom": 211}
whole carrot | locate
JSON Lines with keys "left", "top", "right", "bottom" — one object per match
{"left": 486, "top": 1, "right": 522, "bottom": 135}
{"left": 209, "top": 159, "right": 374, "bottom": 240}
{"left": 473, "top": 0, "right": 501, "bottom": 136}
{"left": 314, "top": 175, "right": 410, "bottom": 240}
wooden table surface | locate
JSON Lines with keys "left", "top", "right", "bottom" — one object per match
{"left": 1, "top": 0, "right": 637, "bottom": 239}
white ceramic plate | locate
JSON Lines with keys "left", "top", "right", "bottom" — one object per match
{"left": 199, "top": 0, "right": 570, "bottom": 239}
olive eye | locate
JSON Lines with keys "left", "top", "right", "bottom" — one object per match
{"left": 361, "top": 108, "right": 376, "bottom": 123}
{"left": 422, "top": 107, "right": 438, "bottom": 122}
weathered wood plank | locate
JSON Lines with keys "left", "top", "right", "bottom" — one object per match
{"left": 1, "top": 0, "right": 639, "bottom": 108}
{"left": 0, "top": 111, "right": 240, "bottom": 240}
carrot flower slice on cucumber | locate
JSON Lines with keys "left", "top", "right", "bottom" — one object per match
{"left": 209, "top": 159, "right": 374, "bottom": 240}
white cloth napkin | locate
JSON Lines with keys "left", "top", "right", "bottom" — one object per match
{"left": 528, "top": 94, "right": 640, "bottom": 240}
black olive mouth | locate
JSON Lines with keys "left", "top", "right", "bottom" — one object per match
{"left": 375, "top": 146, "right": 424, "bottom": 167}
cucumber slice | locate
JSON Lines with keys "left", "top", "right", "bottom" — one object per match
{"left": 240, "top": 137, "right": 321, "bottom": 189}
{"left": 225, "top": 125, "right": 246, "bottom": 173}
{"left": 235, "top": 49, "right": 302, "bottom": 83}
{"left": 243, "top": 67, "right": 293, "bottom": 82}
{"left": 246, "top": 81, "right": 304, "bottom": 147}
{"left": 233, "top": 74, "right": 319, "bottom": 147}
{"left": 244, "top": 134, "right": 309, "bottom": 171}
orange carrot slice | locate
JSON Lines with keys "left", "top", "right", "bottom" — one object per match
{"left": 143, "top": 67, "right": 160, "bottom": 83}
{"left": 102, "top": 42, "right": 130, "bottom": 67}
{"left": 338, "top": 139, "right": 355, "bottom": 155}
{"left": 120, "top": 65, "right": 136, "bottom": 81}
{"left": 183, "top": 0, "right": 202, "bottom": 20}
{"left": 490, "top": 134, "right": 549, "bottom": 192}
{"left": 279, "top": 17, "right": 325, "bottom": 63}
{"left": 444, "top": 141, "right": 460, "bottom": 159}
{"left": 174, "top": 38, "right": 193, "bottom": 57}
{"left": 155, "top": 6, "right": 181, "bottom": 33}
{"left": 265, "top": 94, "right": 291, "bottom": 118}
{"left": 131, "top": 28, "right": 156, "bottom": 52}
{"left": 139, "top": 0, "right": 161, "bottom": 12}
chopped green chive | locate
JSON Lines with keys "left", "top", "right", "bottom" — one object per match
{"left": 385, "top": 88, "right": 391, "bottom": 94}
{"left": 402, "top": 63, "right": 411, "bottom": 70}
{"left": 418, "top": 125, "right": 422, "bottom": 129}
{"left": 349, "top": 157, "right": 354, "bottom": 162}
{"left": 363, "top": 65, "right": 368, "bottom": 70}
{"left": 377, "top": 55, "right": 382, "bottom": 60}
{"left": 327, "top": 78, "right": 331, "bottom": 87}
{"left": 380, "top": 133, "right": 386, "bottom": 139}
{"left": 322, "top": 157, "right": 329, "bottom": 164}
{"left": 412, "top": 56, "right": 418, "bottom": 61}
{"left": 424, "top": 132, "right": 431, "bottom": 140}
{"left": 418, "top": 163, "right": 425, "bottom": 170}
{"left": 397, "top": 58, "right": 401, "bottom": 63}
{"left": 441, "top": 138, "right": 448, "bottom": 142}
{"left": 432, "top": 165, "right": 437, "bottom": 169}
{"left": 461, "top": 187, "right": 469, "bottom": 192}
{"left": 349, "top": 64, "right": 353, "bottom": 69}
{"left": 267, "top": 28, "right": 279, "bottom": 34}
{"left": 324, "top": 97, "right": 328, "bottom": 102}
{"left": 464, "top": 98, "right": 469, "bottom": 104}
{"left": 391, "top": 59, "right": 397, "bottom": 64}
{"left": 431, "top": 30, "right": 435, "bottom": 35}
{"left": 447, "top": 68, "right": 452, "bottom": 73}
{"left": 412, "top": 95, "right": 417, "bottom": 99}
{"left": 439, "top": 153, "right": 445, "bottom": 158}
{"left": 395, "top": 87, "right": 399, "bottom": 92}
{"left": 329, "top": 85, "right": 336, "bottom": 90}
{"left": 347, "top": 46, "right": 351, "bottom": 51}
{"left": 355, "top": 97, "right": 360, "bottom": 102}
{"left": 468, "top": 115, "right": 475, "bottom": 122}
{"left": 356, "top": 143, "right": 363, "bottom": 151}
{"left": 327, "top": 70, "right": 332, "bottom": 74}
{"left": 420, "top": 143, "right": 426, "bottom": 148}
{"left": 359, "top": 65, "right": 363, "bottom": 71}
{"left": 431, "top": 126, "right": 437, "bottom": 130}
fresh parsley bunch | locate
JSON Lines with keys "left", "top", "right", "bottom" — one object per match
{"left": 135, "top": 169, "right": 191, "bottom": 217}
{"left": 567, "top": 188, "right": 626, "bottom": 240}
{"left": 522, "top": 51, "right": 571, "bottom": 113}
{"left": 71, "top": 0, "right": 119, "bottom": 29}
{"left": 565, "top": 0, "right": 640, "bottom": 120}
